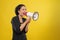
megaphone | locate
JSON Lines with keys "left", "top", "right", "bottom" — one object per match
{"left": 23, "top": 12, "right": 39, "bottom": 21}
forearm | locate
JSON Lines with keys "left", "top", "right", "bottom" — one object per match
{"left": 20, "top": 20, "right": 28, "bottom": 31}
{"left": 25, "top": 24, "right": 29, "bottom": 32}
{"left": 20, "top": 17, "right": 31, "bottom": 31}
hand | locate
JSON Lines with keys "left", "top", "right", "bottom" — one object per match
{"left": 26, "top": 17, "right": 31, "bottom": 23}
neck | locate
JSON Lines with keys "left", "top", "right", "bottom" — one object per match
{"left": 18, "top": 15, "right": 23, "bottom": 23}
{"left": 18, "top": 15, "right": 22, "bottom": 19}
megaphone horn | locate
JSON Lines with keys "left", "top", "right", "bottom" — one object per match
{"left": 23, "top": 12, "right": 39, "bottom": 21}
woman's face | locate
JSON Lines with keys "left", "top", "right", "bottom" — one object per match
{"left": 18, "top": 6, "right": 27, "bottom": 16}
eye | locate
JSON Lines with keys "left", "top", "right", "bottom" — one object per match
{"left": 22, "top": 9, "right": 27, "bottom": 10}
{"left": 22, "top": 9, "right": 24, "bottom": 10}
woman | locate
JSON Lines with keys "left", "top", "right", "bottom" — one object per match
{"left": 11, "top": 4, "right": 31, "bottom": 40}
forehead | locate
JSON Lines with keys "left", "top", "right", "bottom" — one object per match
{"left": 20, "top": 6, "right": 26, "bottom": 9}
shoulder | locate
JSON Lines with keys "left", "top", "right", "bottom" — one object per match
{"left": 12, "top": 16, "right": 17, "bottom": 20}
{"left": 11, "top": 16, "right": 17, "bottom": 22}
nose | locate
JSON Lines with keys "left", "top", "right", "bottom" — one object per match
{"left": 24, "top": 9, "right": 27, "bottom": 12}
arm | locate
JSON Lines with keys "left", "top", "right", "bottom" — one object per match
{"left": 11, "top": 19, "right": 22, "bottom": 34}
{"left": 11, "top": 17, "right": 31, "bottom": 34}
{"left": 20, "top": 17, "right": 31, "bottom": 31}
{"left": 24, "top": 17, "right": 31, "bottom": 33}
{"left": 24, "top": 23, "right": 29, "bottom": 32}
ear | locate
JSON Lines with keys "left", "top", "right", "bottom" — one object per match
{"left": 18, "top": 10, "right": 20, "bottom": 14}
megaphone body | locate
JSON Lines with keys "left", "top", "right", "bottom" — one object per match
{"left": 23, "top": 12, "right": 39, "bottom": 21}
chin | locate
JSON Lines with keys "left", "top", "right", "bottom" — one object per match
{"left": 21, "top": 15, "right": 23, "bottom": 17}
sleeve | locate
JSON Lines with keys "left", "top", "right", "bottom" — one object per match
{"left": 11, "top": 18, "right": 22, "bottom": 34}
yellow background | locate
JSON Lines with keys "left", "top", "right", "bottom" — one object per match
{"left": 0, "top": 0, "right": 60, "bottom": 40}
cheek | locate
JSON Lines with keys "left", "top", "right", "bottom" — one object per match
{"left": 21, "top": 12, "right": 24, "bottom": 15}
{"left": 20, "top": 10, "right": 24, "bottom": 13}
